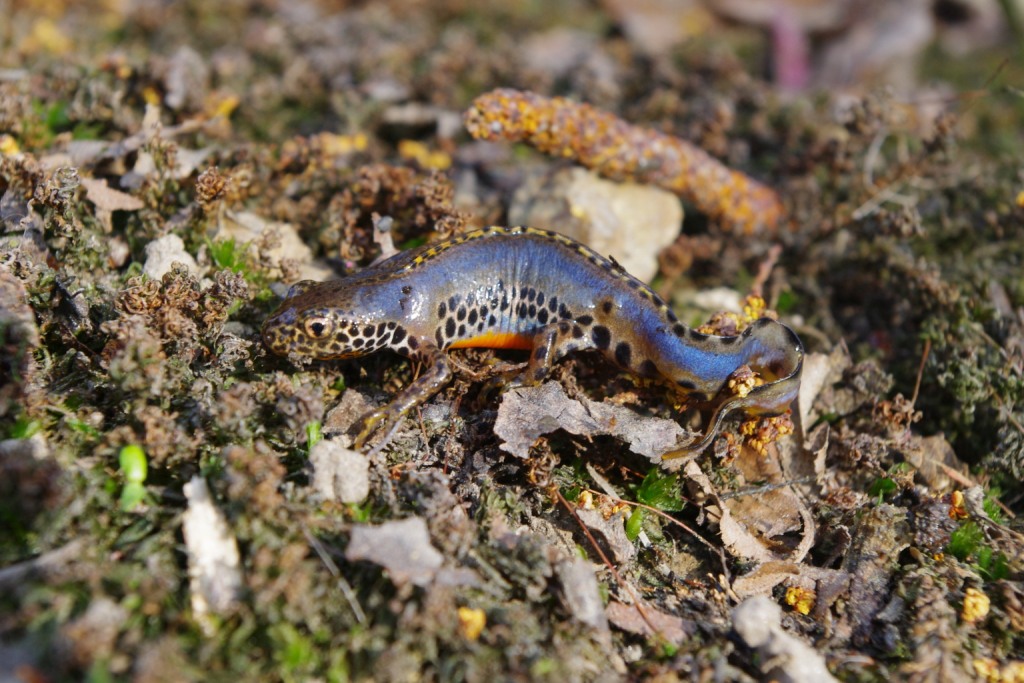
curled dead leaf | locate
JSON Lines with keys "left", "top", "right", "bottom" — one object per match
{"left": 494, "top": 382, "right": 694, "bottom": 466}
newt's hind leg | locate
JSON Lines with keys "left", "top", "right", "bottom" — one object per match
{"left": 352, "top": 341, "right": 453, "bottom": 449}
{"left": 515, "top": 320, "right": 597, "bottom": 387}
{"left": 477, "top": 320, "right": 597, "bottom": 401}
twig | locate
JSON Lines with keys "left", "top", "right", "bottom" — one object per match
{"left": 0, "top": 539, "right": 86, "bottom": 591}
{"left": 303, "top": 528, "right": 366, "bottom": 623}
{"left": 552, "top": 487, "right": 665, "bottom": 641}
{"left": 910, "top": 338, "right": 931, "bottom": 408}
{"left": 750, "top": 244, "right": 782, "bottom": 298}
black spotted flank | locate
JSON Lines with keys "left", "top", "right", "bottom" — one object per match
{"left": 639, "top": 359, "right": 658, "bottom": 378}
{"left": 677, "top": 379, "right": 697, "bottom": 391}
{"left": 445, "top": 318, "right": 456, "bottom": 339}
{"left": 614, "top": 341, "right": 631, "bottom": 367}
{"left": 437, "top": 302, "right": 447, "bottom": 318}
{"left": 392, "top": 327, "right": 407, "bottom": 345}
{"left": 601, "top": 300, "right": 613, "bottom": 314}
{"left": 672, "top": 323, "right": 686, "bottom": 337}
{"left": 576, "top": 315, "right": 593, "bottom": 326}
{"left": 689, "top": 330, "right": 709, "bottom": 342}
{"left": 591, "top": 326, "right": 611, "bottom": 349}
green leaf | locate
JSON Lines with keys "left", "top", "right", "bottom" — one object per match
{"left": 8, "top": 416, "right": 41, "bottom": 439}
{"left": 119, "top": 482, "right": 148, "bottom": 512}
{"left": 947, "top": 520, "right": 983, "bottom": 561}
{"left": 868, "top": 477, "right": 898, "bottom": 502}
{"left": 119, "top": 444, "right": 148, "bottom": 484}
{"left": 635, "top": 468, "right": 685, "bottom": 512}
{"left": 306, "top": 421, "right": 323, "bottom": 450}
{"left": 775, "top": 289, "right": 798, "bottom": 313}
{"left": 625, "top": 507, "right": 645, "bottom": 541}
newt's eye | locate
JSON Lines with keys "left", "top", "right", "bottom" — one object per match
{"left": 303, "top": 316, "right": 333, "bottom": 339}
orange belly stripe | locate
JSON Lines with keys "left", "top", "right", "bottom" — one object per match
{"left": 448, "top": 331, "right": 533, "bottom": 350}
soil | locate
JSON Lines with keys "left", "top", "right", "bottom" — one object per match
{"left": 1, "top": 1, "right": 1023, "bottom": 681}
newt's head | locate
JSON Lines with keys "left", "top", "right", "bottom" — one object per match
{"left": 262, "top": 280, "right": 399, "bottom": 360}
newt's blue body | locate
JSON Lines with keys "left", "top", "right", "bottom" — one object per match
{"left": 262, "top": 226, "right": 804, "bottom": 454}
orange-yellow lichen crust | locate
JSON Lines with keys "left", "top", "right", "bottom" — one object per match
{"left": 464, "top": 88, "right": 784, "bottom": 235}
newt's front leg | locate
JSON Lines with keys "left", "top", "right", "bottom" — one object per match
{"left": 352, "top": 341, "right": 453, "bottom": 449}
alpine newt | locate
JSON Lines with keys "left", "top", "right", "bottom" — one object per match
{"left": 262, "top": 226, "right": 804, "bottom": 456}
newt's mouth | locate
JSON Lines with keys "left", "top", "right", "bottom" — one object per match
{"left": 261, "top": 307, "right": 298, "bottom": 356}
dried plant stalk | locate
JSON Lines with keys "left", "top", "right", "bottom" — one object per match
{"left": 465, "top": 88, "right": 784, "bottom": 235}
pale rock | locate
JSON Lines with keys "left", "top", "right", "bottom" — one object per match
{"left": 309, "top": 438, "right": 370, "bottom": 504}
{"left": 217, "top": 210, "right": 334, "bottom": 283}
{"left": 143, "top": 234, "right": 199, "bottom": 280}
{"left": 182, "top": 476, "right": 242, "bottom": 633}
{"left": 509, "top": 166, "right": 682, "bottom": 282}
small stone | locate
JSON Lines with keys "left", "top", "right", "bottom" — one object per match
{"left": 217, "top": 210, "right": 334, "bottom": 283}
{"left": 143, "top": 234, "right": 199, "bottom": 280}
{"left": 182, "top": 476, "right": 242, "bottom": 633}
{"left": 509, "top": 166, "right": 683, "bottom": 282}
{"left": 309, "top": 438, "right": 370, "bottom": 504}
{"left": 555, "top": 556, "right": 609, "bottom": 632}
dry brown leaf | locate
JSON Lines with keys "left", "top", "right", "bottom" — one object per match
{"left": 494, "top": 382, "right": 692, "bottom": 465}
{"left": 683, "top": 459, "right": 815, "bottom": 564}
{"left": 575, "top": 508, "right": 636, "bottom": 565}
{"left": 345, "top": 517, "right": 443, "bottom": 587}
{"left": 554, "top": 557, "right": 610, "bottom": 632}
{"left": 80, "top": 177, "right": 144, "bottom": 233}
{"left": 797, "top": 349, "right": 847, "bottom": 430}
{"left": 606, "top": 600, "right": 692, "bottom": 645}
{"left": 80, "top": 178, "right": 144, "bottom": 212}
{"left": 901, "top": 433, "right": 967, "bottom": 492}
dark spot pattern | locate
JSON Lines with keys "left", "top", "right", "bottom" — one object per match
{"left": 614, "top": 341, "right": 632, "bottom": 367}
{"left": 260, "top": 226, "right": 799, "bottom": 444}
